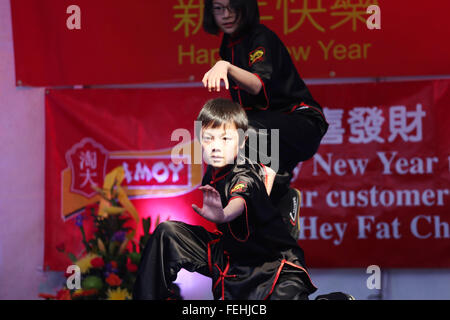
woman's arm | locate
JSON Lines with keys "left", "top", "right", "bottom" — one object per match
{"left": 202, "top": 61, "right": 262, "bottom": 95}
{"left": 192, "top": 185, "right": 245, "bottom": 224}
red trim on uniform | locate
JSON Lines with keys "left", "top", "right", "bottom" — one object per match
{"left": 290, "top": 217, "right": 297, "bottom": 226}
{"left": 227, "top": 196, "right": 250, "bottom": 242}
{"left": 264, "top": 260, "right": 285, "bottom": 300}
{"left": 231, "top": 46, "right": 236, "bottom": 71}
{"left": 287, "top": 104, "right": 299, "bottom": 113}
{"left": 286, "top": 102, "right": 311, "bottom": 114}
{"left": 263, "top": 259, "right": 317, "bottom": 300}
{"left": 212, "top": 254, "right": 236, "bottom": 300}
{"left": 207, "top": 232, "right": 222, "bottom": 275}
{"left": 227, "top": 37, "right": 244, "bottom": 48}
{"left": 307, "top": 104, "right": 329, "bottom": 125}
{"left": 252, "top": 73, "right": 269, "bottom": 110}
{"left": 210, "top": 173, "right": 228, "bottom": 185}
{"left": 165, "top": 288, "right": 177, "bottom": 300}
{"left": 212, "top": 165, "right": 226, "bottom": 177}
{"left": 237, "top": 88, "right": 243, "bottom": 106}
{"left": 210, "top": 166, "right": 233, "bottom": 185}
{"left": 230, "top": 46, "right": 244, "bottom": 106}
{"left": 286, "top": 102, "right": 329, "bottom": 125}
{"left": 283, "top": 260, "right": 317, "bottom": 289}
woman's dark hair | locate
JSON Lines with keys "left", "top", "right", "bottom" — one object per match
{"left": 196, "top": 98, "right": 248, "bottom": 141}
{"left": 203, "top": 0, "right": 260, "bottom": 36}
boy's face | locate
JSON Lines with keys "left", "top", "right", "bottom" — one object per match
{"left": 201, "top": 122, "right": 244, "bottom": 168}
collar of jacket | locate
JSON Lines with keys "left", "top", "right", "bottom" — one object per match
{"left": 209, "top": 163, "right": 235, "bottom": 185}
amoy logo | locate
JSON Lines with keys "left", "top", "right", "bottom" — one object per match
{"left": 61, "top": 137, "right": 202, "bottom": 220}
{"left": 65, "top": 139, "right": 108, "bottom": 198}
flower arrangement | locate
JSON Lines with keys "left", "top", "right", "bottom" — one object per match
{"left": 39, "top": 166, "right": 181, "bottom": 300}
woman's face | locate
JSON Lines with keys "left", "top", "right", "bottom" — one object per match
{"left": 212, "top": 0, "right": 241, "bottom": 35}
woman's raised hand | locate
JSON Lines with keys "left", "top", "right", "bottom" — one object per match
{"left": 202, "top": 60, "right": 230, "bottom": 92}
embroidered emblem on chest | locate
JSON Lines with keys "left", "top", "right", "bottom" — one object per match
{"left": 230, "top": 181, "right": 248, "bottom": 194}
{"left": 249, "top": 47, "right": 265, "bottom": 66}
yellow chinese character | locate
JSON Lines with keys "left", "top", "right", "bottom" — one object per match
{"left": 276, "top": 0, "right": 327, "bottom": 34}
{"left": 258, "top": 1, "right": 274, "bottom": 21}
{"left": 330, "top": 0, "right": 378, "bottom": 32}
{"left": 173, "top": 0, "right": 204, "bottom": 38}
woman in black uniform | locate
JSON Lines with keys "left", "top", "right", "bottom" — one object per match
{"left": 202, "top": 0, "right": 328, "bottom": 207}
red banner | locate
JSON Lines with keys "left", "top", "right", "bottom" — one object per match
{"left": 12, "top": 0, "right": 450, "bottom": 86}
{"left": 45, "top": 80, "right": 450, "bottom": 270}
{"left": 295, "top": 80, "right": 450, "bottom": 267}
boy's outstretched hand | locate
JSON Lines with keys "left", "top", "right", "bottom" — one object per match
{"left": 192, "top": 185, "right": 225, "bottom": 223}
{"left": 192, "top": 185, "right": 245, "bottom": 224}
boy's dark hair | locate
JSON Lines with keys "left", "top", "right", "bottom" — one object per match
{"left": 203, "top": 0, "right": 260, "bottom": 36}
{"left": 196, "top": 98, "right": 248, "bottom": 141}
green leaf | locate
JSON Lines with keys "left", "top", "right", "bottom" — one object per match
{"left": 128, "top": 252, "right": 141, "bottom": 265}
{"left": 142, "top": 217, "right": 151, "bottom": 235}
{"left": 109, "top": 241, "right": 118, "bottom": 256}
{"left": 67, "top": 253, "right": 77, "bottom": 263}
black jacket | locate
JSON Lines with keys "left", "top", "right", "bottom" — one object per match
{"left": 202, "top": 162, "right": 317, "bottom": 299}
{"left": 220, "top": 23, "right": 327, "bottom": 135}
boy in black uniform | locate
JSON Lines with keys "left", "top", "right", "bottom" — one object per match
{"left": 133, "top": 98, "right": 316, "bottom": 300}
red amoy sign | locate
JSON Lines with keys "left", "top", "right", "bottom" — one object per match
{"left": 11, "top": 0, "right": 450, "bottom": 86}
{"left": 61, "top": 138, "right": 196, "bottom": 218}
{"left": 45, "top": 81, "right": 450, "bottom": 270}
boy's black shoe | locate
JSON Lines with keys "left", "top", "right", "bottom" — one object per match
{"left": 314, "top": 292, "right": 356, "bottom": 300}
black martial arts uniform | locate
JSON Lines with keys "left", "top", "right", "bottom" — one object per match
{"left": 133, "top": 162, "right": 317, "bottom": 300}
{"left": 220, "top": 23, "right": 329, "bottom": 204}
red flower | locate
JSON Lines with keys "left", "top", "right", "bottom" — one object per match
{"left": 39, "top": 293, "right": 56, "bottom": 300}
{"left": 84, "top": 203, "right": 98, "bottom": 215}
{"left": 126, "top": 258, "right": 138, "bottom": 273}
{"left": 110, "top": 261, "right": 118, "bottom": 269}
{"left": 56, "top": 289, "right": 72, "bottom": 300}
{"left": 91, "top": 257, "right": 105, "bottom": 268}
{"left": 106, "top": 273, "right": 122, "bottom": 287}
{"left": 64, "top": 269, "right": 73, "bottom": 278}
{"left": 82, "top": 289, "right": 99, "bottom": 296}
{"left": 72, "top": 289, "right": 98, "bottom": 298}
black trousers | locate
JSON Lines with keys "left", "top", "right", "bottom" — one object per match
{"left": 245, "top": 110, "right": 325, "bottom": 205}
{"left": 132, "top": 221, "right": 310, "bottom": 300}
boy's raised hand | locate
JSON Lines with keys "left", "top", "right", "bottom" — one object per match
{"left": 192, "top": 185, "right": 225, "bottom": 223}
